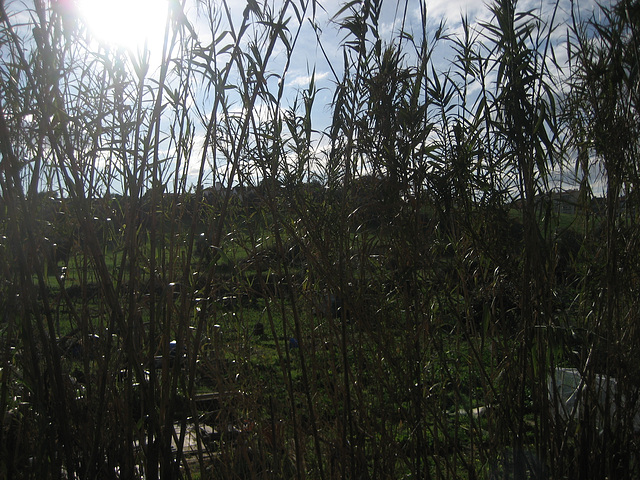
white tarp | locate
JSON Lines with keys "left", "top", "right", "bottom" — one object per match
{"left": 547, "top": 367, "right": 640, "bottom": 432}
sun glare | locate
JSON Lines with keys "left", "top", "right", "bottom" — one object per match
{"left": 78, "top": 0, "right": 169, "bottom": 55}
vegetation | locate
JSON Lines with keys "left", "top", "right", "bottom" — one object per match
{"left": 1, "top": 0, "right": 639, "bottom": 478}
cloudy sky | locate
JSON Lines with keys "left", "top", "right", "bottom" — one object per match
{"left": 76, "top": 0, "right": 602, "bottom": 91}
{"left": 74, "top": 0, "right": 606, "bottom": 116}
{"left": 191, "top": 0, "right": 604, "bottom": 187}
{"left": 70, "top": 0, "right": 607, "bottom": 190}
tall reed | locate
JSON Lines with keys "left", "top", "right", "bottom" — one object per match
{"left": 1, "top": 0, "right": 639, "bottom": 478}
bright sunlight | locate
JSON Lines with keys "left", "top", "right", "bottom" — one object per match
{"left": 77, "top": 0, "right": 169, "bottom": 54}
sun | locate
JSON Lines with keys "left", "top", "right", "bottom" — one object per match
{"left": 77, "top": 0, "right": 169, "bottom": 55}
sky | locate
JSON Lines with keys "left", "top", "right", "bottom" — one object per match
{"left": 73, "top": 0, "right": 600, "bottom": 101}
{"left": 11, "top": 0, "right": 608, "bottom": 193}
{"left": 73, "top": 0, "right": 606, "bottom": 191}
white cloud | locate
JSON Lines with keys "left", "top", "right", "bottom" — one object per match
{"left": 287, "top": 71, "right": 330, "bottom": 88}
{"left": 424, "top": 0, "right": 486, "bottom": 23}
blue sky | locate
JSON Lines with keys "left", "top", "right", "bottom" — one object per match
{"left": 26, "top": 0, "right": 608, "bottom": 192}
{"left": 183, "top": 0, "right": 602, "bottom": 191}
{"left": 70, "top": 0, "right": 608, "bottom": 191}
